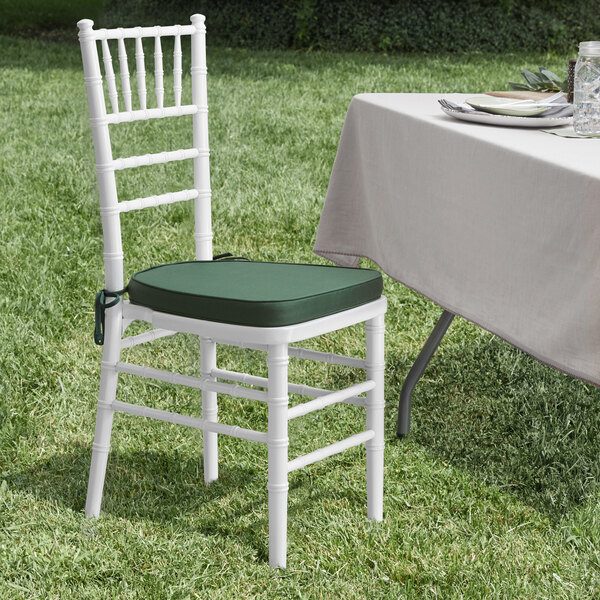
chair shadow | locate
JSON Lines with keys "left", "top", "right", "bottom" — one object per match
{"left": 6, "top": 442, "right": 269, "bottom": 558}
{"left": 6, "top": 441, "right": 361, "bottom": 562}
{"left": 388, "top": 329, "right": 600, "bottom": 520}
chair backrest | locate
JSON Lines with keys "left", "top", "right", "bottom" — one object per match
{"left": 77, "top": 15, "right": 212, "bottom": 291}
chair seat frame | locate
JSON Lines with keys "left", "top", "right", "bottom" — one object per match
{"left": 78, "top": 15, "right": 386, "bottom": 569}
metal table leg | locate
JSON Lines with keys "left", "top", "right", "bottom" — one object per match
{"left": 396, "top": 309, "right": 455, "bottom": 438}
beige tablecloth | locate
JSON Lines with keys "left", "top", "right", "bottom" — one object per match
{"left": 314, "top": 93, "right": 600, "bottom": 386}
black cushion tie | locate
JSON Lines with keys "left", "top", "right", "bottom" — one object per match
{"left": 94, "top": 287, "right": 128, "bottom": 345}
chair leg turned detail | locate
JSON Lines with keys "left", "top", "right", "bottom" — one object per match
{"left": 366, "top": 314, "right": 385, "bottom": 521}
{"left": 267, "top": 344, "right": 289, "bottom": 569}
{"left": 85, "top": 310, "right": 121, "bottom": 518}
{"left": 85, "top": 395, "right": 115, "bottom": 517}
{"left": 201, "top": 337, "right": 218, "bottom": 484}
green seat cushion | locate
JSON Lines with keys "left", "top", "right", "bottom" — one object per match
{"left": 127, "top": 260, "right": 382, "bottom": 327}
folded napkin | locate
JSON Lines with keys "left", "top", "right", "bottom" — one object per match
{"left": 485, "top": 91, "right": 563, "bottom": 102}
{"left": 439, "top": 97, "right": 573, "bottom": 118}
{"left": 541, "top": 126, "right": 600, "bottom": 138}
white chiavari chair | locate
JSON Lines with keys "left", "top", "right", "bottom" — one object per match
{"left": 77, "top": 14, "right": 386, "bottom": 569}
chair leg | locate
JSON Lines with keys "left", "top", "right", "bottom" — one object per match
{"left": 200, "top": 337, "right": 218, "bottom": 483}
{"left": 267, "top": 343, "right": 289, "bottom": 569}
{"left": 366, "top": 314, "right": 385, "bottom": 521}
{"left": 85, "top": 309, "right": 121, "bottom": 518}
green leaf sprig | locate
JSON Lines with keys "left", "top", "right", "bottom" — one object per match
{"left": 509, "top": 67, "right": 568, "bottom": 92}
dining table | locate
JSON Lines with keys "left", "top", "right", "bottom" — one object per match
{"left": 313, "top": 93, "right": 600, "bottom": 437}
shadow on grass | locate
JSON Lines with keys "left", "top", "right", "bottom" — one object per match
{"left": 389, "top": 327, "right": 600, "bottom": 520}
{"left": 6, "top": 441, "right": 364, "bottom": 562}
{"left": 6, "top": 442, "right": 268, "bottom": 558}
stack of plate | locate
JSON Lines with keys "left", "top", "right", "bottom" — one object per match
{"left": 440, "top": 95, "right": 572, "bottom": 128}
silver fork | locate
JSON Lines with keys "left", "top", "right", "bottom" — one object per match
{"left": 438, "top": 99, "right": 468, "bottom": 111}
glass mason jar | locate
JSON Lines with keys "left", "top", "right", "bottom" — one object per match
{"left": 574, "top": 41, "right": 600, "bottom": 135}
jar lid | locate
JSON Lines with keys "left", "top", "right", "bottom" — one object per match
{"left": 579, "top": 41, "right": 600, "bottom": 56}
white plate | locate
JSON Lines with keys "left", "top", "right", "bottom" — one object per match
{"left": 440, "top": 106, "right": 572, "bottom": 128}
{"left": 465, "top": 94, "right": 551, "bottom": 116}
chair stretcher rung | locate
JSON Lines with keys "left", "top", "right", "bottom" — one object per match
{"left": 114, "top": 362, "right": 268, "bottom": 402}
{"left": 105, "top": 105, "right": 200, "bottom": 124}
{"left": 287, "top": 380, "right": 375, "bottom": 419}
{"left": 208, "top": 340, "right": 366, "bottom": 369}
{"left": 120, "top": 328, "right": 177, "bottom": 349}
{"left": 116, "top": 361, "right": 204, "bottom": 387}
{"left": 108, "top": 148, "right": 204, "bottom": 171}
{"left": 118, "top": 189, "right": 202, "bottom": 213}
{"left": 209, "top": 380, "right": 267, "bottom": 402}
{"left": 287, "top": 430, "right": 375, "bottom": 473}
{"left": 211, "top": 368, "right": 366, "bottom": 408}
{"left": 289, "top": 347, "right": 367, "bottom": 369}
{"left": 111, "top": 400, "right": 267, "bottom": 443}
{"left": 211, "top": 368, "right": 266, "bottom": 388}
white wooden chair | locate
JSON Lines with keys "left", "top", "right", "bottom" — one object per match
{"left": 77, "top": 14, "right": 386, "bottom": 569}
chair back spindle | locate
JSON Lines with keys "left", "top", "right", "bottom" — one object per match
{"left": 77, "top": 15, "right": 213, "bottom": 291}
{"left": 101, "top": 38, "right": 119, "bottom": 113}
{"left": 173, "top": 33, "right": 182, "bottom": 107}
{"left": 117, "top": 36, "right": 133, "bottom": 112}
{"left": 154, "top": 34, "right": 164, "bottom": 109}
{"left": 134, "top": 35, "right": 147, "bottom": 110}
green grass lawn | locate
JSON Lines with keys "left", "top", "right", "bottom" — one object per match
{"left": 2, "top": 33, "right": 600, "bottom": 598}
